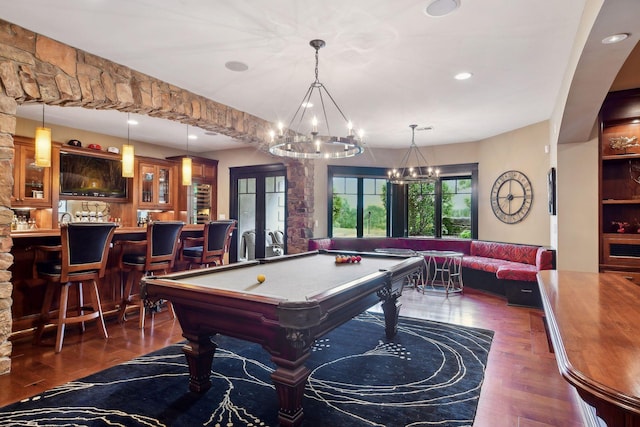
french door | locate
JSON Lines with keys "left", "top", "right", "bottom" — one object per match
{"left": 229, "top": 164, "right": 287, "bottom": 263}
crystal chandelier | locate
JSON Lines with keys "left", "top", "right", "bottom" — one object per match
{"left": 388, "top": 125, "right": 439, "bottom": 184}
{"left": 269, "top": 39, "right": 364, "bottom": 160}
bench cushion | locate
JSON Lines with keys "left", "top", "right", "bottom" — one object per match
{"left": 461, "top": 256, "right": 538, "bottom": 281}
{"left": 536, "top": 248, "right": 555, "bottom": 270}
{"left": 461, "top": 256, "right": 509, "bottom": 273}
{"left": 495, "top": 264, "right": 538, "bottom": 282}
{"left": 470, "top": 240, "right": 538, "bottom": 265}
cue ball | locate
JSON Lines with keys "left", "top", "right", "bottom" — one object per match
{"left": 257, "top": 274, "right": 266, "bottom": 283}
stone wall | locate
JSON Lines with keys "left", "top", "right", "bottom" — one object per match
{"left": 0, "top": 19, "right": 314, "bottom": 373}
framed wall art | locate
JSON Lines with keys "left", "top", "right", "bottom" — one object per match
{"left": 547, "top": 167, "right": 556, "bottom": 215}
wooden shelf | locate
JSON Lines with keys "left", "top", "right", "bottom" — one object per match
{"left": 603, "top": 232, "right": 640, "bottom": 236}
{"left": 602, "top": 199, "right": 640, "bottom": 204}
{"left": 602, "top": 153, "right": 640, "bottom": 160}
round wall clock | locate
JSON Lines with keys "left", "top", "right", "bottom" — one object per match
{"left": 490, "top": 170, "right": 533, "bottom": 224}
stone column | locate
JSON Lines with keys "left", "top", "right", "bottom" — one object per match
{"left": 0, "top": 92, "right": 17, "bottom": 375}
{"left": 286, "top": 159, "right": 314, "bottom": 254}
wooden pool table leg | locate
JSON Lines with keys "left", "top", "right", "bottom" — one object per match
{"left": 181, "top": 333, "right": 217, "bottom": 393}
{"left": 381, "top": 298, "right": 401, "bottom": 339}
{"left": 378, "top": 285, "right": 402, "bottom": 339}
{"left": 271, "top": 353, "right": 311, "bottom": 427}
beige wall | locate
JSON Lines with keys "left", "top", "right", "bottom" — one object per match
{"left": 557, "top": 139, "right": 599, "bottom": 272}
{"left": 548, "top": 0, "right": 608, "bottom": 272}
{"left": 476, "top": 121, "right": 551, "bottom": 245}
{"left": 308, "top": 121, "right": 551, "bottom": 246}
{"left": 205, "top": 147, "right": 278, "bottom": 221}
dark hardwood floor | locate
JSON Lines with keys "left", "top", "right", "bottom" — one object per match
{"left": 0, "top": 287, "right": 585, "bottom": 426}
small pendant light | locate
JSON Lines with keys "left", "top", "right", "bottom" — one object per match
{"left": 182, "top": 124, "right": 192, "bottom": 186}
{"left": 122, "top": 113, "right": 135, "bottom": 178}
{"left": 34, "top": 103, "right": 51, "bottom": 167}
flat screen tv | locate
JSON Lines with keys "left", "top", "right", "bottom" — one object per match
{"left": 60, "top": 151, "right": 128, "bottom": 198}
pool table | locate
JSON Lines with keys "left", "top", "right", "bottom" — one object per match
{"left": 142, "top": 250, "right": 423, "bottom": 426}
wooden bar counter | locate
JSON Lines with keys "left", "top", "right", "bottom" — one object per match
{"left": 10, "top": 224, "right": 204, "bottom": 336}
{"left": 537, "top": 270, "right": 640, "bottom": 427}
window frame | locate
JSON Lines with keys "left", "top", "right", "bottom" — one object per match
{"left": 440, "top": 175, "right": 473, "bottom": 237}
{"left": 328, "top": 166, "right": 390, "bottom": 238}
{"left": 402, "top": 163, "right": 478, "bottom": 239}
{"left": 328, "top": 163, "right": 478, "bottom": 239}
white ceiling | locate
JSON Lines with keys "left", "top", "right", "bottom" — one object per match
{"left": 3, "top": 0, "right": 592, "bottom": 153}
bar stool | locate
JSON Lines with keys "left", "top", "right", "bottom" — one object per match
{"left": 33, "top": 222, "right": 117, "bottom": 353}
{"left": 117, "top": 220, "right": 184, "bottom": 328}
{"left": 181, "top": 219, "right": 236, "bottom": 269}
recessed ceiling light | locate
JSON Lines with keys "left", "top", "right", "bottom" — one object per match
{"left": 301, "top": 102, "right": 313, "bottom": 108}
{"left": 225, "top": 61, "right": 249, "bottom": 72}
{"left": 425, "top": 0, "right": 460, "bottom": 17}
{"left": 127, "top": 119, "right": 138, "bottom": 125}
{"left": 602, "top": 33, "right": 629, "bottom": 44}
{"left": 454, "top": 71, "right": 472, "bottom": 80}
{"left": 188, "top": 134, "right": 198, "bottom": 140}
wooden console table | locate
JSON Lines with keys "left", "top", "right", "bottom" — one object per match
{"left": 537, "top": 270, "right": 640, "bottom": 427}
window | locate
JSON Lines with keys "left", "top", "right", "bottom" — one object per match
{"left": 328, "top": 164, "right": 477, "bottom": 239}
{"left": 408, "top": 177, "right": 472, "bottom": 238}
{"left": 442, "top": 177, "right": 472, "bottom": 238}
{"left": 362, "top": 178, "right": 387, "bottom": 236}
{"left": 332, "top": 176, "right": 358, "bottom": 237}
{"left": 329, "top": 167, "right": 389, "bottom": 237}
{"left": 408, "top": 181, "right": 436, "bottom": 236}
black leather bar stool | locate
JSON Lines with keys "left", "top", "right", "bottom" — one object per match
{"left": 182, "top": 219, "right": 236, "bottom": 269}
{"left": 117, "top": 220, "right": 184, "bottom": 328}
{"left": 33, "top": 222, "right": 117, "bottom": 353}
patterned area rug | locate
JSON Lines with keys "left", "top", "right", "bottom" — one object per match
{"left": 0, "top": 312, "right": 493, "bottom": 426}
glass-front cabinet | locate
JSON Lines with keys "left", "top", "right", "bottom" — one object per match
{"left": 138, "top": 159, "right": 174, "bottom": 209}
{"left": 12, "top": 136, "right": 51, "bottom": 208}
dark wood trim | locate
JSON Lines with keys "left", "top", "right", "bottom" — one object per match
{"left": 229, "top": 163, "right": 287, "bottom": 262}
{"left": 327, "top": 163, "right": 478, "bottom": 239}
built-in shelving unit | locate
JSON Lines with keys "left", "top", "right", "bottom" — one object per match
{"left": 599, "top": 88, "right": 640, "bottom": 284}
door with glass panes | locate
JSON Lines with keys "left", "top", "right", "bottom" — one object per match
{"left": 230, "top": 164, "right": 286, "bottom": 262}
